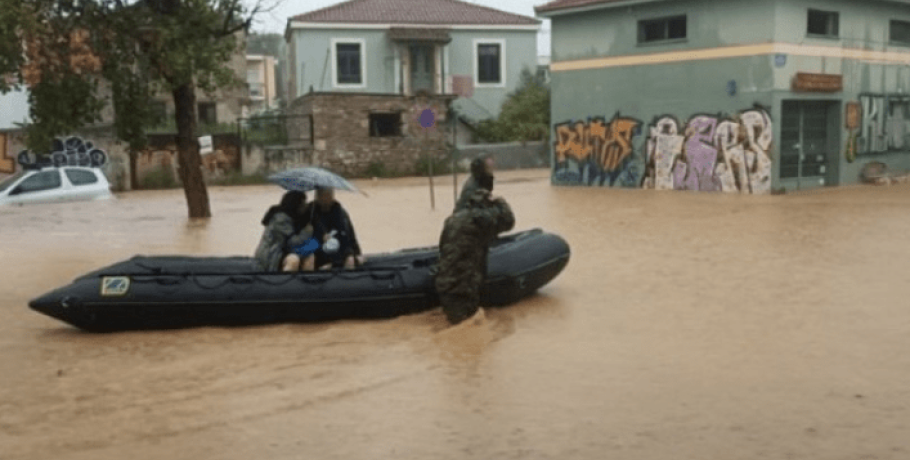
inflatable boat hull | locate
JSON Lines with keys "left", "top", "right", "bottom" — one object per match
{"left": 29, "top": 228, "right": 570, "bottom": 332}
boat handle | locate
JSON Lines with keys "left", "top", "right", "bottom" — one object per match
{"left": 370, "top": 272, "right": 396, "bottom": 281}
{"left": 156, "top": 277, "right": 181, "bottom": 286}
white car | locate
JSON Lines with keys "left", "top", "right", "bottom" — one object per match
{"left": 0, "top": 166, "right": 114, "bottom": 206}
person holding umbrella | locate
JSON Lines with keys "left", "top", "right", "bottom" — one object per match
{"left": 267, "top": 166, "right": 368, "bottom": 271}
{"left": 304, "top": 186, "right": 365, "bottom": 270}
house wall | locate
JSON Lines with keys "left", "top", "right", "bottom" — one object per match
{"left": 287, "top": 27, "right": 537, "bottom": 119}
{"left": 770, "top": 0, "right": 910, "bottom": 188}
{"left": 546, "top": 0, "right": 910, "bottom": 192}
{"left": 446, "top": 29, "right": 539, "bottom": 119}
{"left": 1, "top": 128, "right": 131, "bottom": 191}
{"left": 0, "top": 87, "right": 31, "bottom": 130}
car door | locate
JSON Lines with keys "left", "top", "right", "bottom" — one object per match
{"left": 5, "top": 170, "right": 66, "bottom": 205}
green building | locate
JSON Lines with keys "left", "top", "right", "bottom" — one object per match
{"left": 536, "top": 0, "right": 910, "bottom": 192}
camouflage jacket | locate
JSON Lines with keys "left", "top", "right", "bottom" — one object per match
{"left": 454, "top": 175, "right": 483, "bottom": 212}
{"left": 435, "top": 189, "right": 515, "bottom": 296}
{"left": 253, "top": 212, "right": 313, "bottom": 272}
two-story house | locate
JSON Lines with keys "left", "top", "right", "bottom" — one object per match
{"left": 282, "top": 0, "right": 541, "bottom": 176}
{"left": 537, "top": 0, "right": 910, "bottom": 193}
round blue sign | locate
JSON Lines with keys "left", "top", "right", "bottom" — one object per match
{"left": 775, "top": 54, "right": 787, "bottom": 68}
{"left": 419, "top": 109, "right": 435, "bottom": 128}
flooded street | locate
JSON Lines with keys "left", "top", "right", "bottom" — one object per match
{"left": 2, "top": 168, "right": 910, "bottom": 460}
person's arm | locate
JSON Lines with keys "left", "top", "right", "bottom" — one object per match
{"left": 492, "top": 197, "right": 515, "bottom": 234}
{"left": 268, "top": 214, "right": 298, "bottom": 253}
{"left": 341, "top": 207, "right": 362, "bottom": 256}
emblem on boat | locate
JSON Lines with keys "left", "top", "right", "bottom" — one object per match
{"left": 101, "top": 277, "right": 130, "bottom": 296}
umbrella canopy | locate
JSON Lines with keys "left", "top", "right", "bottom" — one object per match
{"left": 268, "top": 166, "right": 367, "bottom": 196}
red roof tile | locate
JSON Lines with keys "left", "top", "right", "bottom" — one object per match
{"left": 291, "top": 0, "right": 540, "bottom": 25}
{"left": 535, "top": 0, "right": 646, "bottom": 15}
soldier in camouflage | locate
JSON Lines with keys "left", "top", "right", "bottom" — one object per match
{"left": 435, "top": 187, "right": 515, "bottom": 325}
{"left": 454, "top": 154, "right": 495, "bottom": 212}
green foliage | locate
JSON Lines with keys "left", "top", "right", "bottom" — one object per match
{"left": 473, "top": 66, "right": 550, "bottom": 144}
{"left": 364, "top": 161, "right": 389, "bottom": 178}
{"left": 1, "top": 0, "right": 253, "bottom": 153}
{"left": 141, "top": 166, "right": 180, "bottom": 189}
{"left": 208, "top": 170, "right": 269, "bottom": 186}
{"left": 241, "top": 114, "right": 288, "bottom": 145}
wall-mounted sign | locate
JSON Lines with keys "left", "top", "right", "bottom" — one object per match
{"left": 845, "top": 101, "right": 861, "bottom": 130}
{"left": 792, "top": 73, "right": 843, "bottom": 93}
{"left": 775, "top": 54, "right": 787, "bottom": 68}
{"left": 198, "top": 135, "right": 213, "bottom": 155}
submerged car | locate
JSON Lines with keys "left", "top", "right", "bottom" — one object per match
{"left": 0, "top": 166, "right": 113, "bottom": 206}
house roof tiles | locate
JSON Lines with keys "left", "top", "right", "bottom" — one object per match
{"left": 291, "top": 0, "right": 540, "bottom": 26}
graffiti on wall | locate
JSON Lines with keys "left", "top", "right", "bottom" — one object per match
{"left": 551, "top": 107, "right": 774, "bottom": 194}
{"left": 16, "top": 136, "right": 107, "bottom": 169}
{"left": 845, "top": 101, "right": 861, "bottom": 163}
{"left": 642, "top": 108, "right": 773, "bottom": 194}
{"left": 857, "top": 93, "right": 910, "bottom": 154}
{"left": 0, "top": 133, "right": 12, "bottom": 174}
{"left": 552, "top": 114, "right": 643, "bottom": 187}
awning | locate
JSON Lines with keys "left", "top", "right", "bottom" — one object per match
{"left": 387, "top": 27, "right": 452, "bottom": 44}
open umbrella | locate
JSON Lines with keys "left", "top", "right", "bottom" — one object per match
{"left": 268, "top": 166, "right": 368, "bottom": 196}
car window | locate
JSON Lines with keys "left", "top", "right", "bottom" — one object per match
{"left": 65, "top": 169, "right": 99, "bottom": 186}
{"left": 0, "top": 171, "right": 27, "bottom": 193}
{"left": 14, "top": 170, "right": 62, "bottom": 194}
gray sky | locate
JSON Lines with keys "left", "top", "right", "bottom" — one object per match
{"left": 246, "top": 0, "right": 552, "bottom": 56}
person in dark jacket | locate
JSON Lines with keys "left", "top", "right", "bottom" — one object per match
{"left": 455, "top": 154, "right": 495, "bottom": 212}
{"left": 303, "top": 186, "right": 364, "bottom": 270}
{"left": 435, "top": 188, "right": 515, "bottom": 325}
{"left": 253, "top": 191, "right": 315, "bottom": 272}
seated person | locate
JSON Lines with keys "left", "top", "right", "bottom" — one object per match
{"left": 303, "top": 186, "right": 364, "bottom": 270}
{"left": 253, "top": 191, "right": 316, "bottom": 272}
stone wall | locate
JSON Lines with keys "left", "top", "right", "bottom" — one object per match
{"left": 137, "top": 133, "right": 242, "bottom": 187}
{"left": 1, "top": 127, "right": 243, "bottom": 190}
{"left": 288, "top": 92, "right": 457, "bottom": 177}
{"left": 242, "top": 144, "right": 314, "bottom": 176}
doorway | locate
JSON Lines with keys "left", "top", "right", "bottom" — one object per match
{"left": 779, "top": 100, "right": 840, "bottom": 189}
{"left": 409, "top": 44, "right": 435, "bottom": 94}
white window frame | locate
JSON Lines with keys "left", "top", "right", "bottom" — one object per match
{"left": 473, "top": 38, "right": 506, "bottom": 89}
{"left": 331, "top": 38, "right": 367, "bottom": 89}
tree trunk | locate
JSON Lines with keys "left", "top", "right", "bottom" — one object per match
{"left": 172, "top": 82, "right": 211, "bottom": 218}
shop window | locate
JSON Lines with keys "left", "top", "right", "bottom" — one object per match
{"left": 807, "top": 10, "right": 839, "bottom": 37}
{"left": 890, "top": 20, "right": 910, "bottom": 44}
{"left": 638, "top": 15, "right": 687, "bottom": 43}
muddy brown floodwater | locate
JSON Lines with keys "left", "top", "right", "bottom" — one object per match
{"left": 2, "top": 168, "right": 910, "bottom": 460}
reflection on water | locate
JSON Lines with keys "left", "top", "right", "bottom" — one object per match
{"left": 2, "top": 171, "right": 910, "bottom": 460}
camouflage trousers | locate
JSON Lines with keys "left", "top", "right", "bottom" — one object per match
{"left": 438, "top": 291, "right": 480, "bottom": 325}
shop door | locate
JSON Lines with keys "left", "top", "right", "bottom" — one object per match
{"left": 780, "top": 100, "right": 838, "bottom": 189}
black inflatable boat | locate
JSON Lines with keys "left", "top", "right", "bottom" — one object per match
{"left": 29, "top": 228, "right": 570, "bottom": 332}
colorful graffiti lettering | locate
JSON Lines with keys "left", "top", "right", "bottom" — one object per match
{"left": 642, "top": 108, "right": 773, "bottom": 194}
{"left": 858, "top": 94, "right": 910, "bottom": 154}
{"left": 17, "top": 136, "right": 107, "bottom": 169}
{"left": 553, "top": 114, "right": 642, "bottom": 186}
